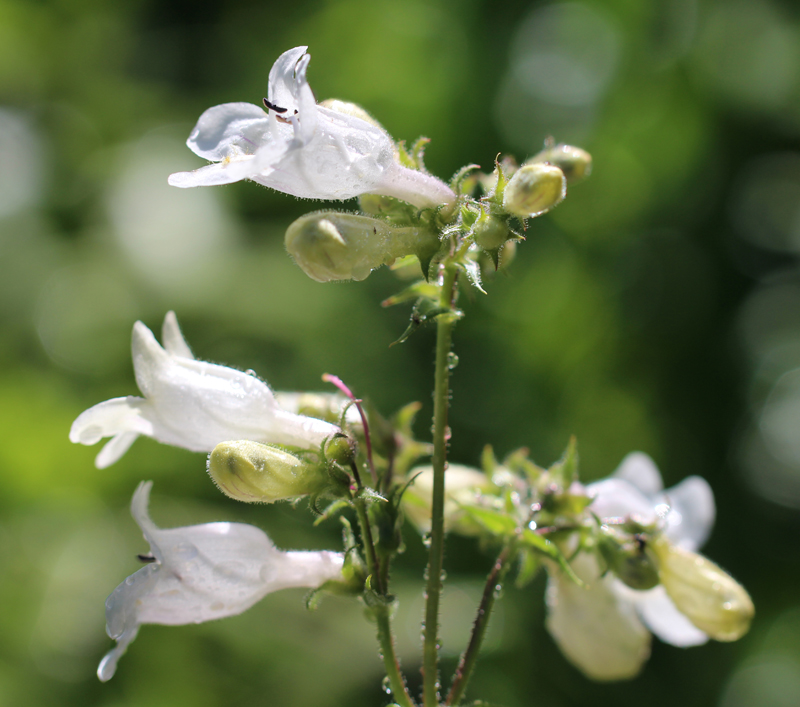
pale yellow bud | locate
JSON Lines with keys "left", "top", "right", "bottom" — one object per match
{"left": 654, "top": 540, "right": 754, "bottom": 642}
{"left": 208, "top": 441, "right": 327, "bottom": 503}
{"left": 527, "top": 144, "right": 592, "bottom": 184}
{"left": 319, "top": 99, "right": 386, "bottom": 131}
{"left": 502, "top": 163, "right": 566, "bottom": 218}
{"left": 285, "top": 211, "right": 437, "bottom": 283}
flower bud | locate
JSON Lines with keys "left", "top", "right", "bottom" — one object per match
{"left": 473, "top": 212, "right": 511, "bottom": 251}
{"left": 208, "top": 440, "right": 328, "bottom": 503}
{"left": 527, "top": 144, "right": 592, "bottom": 184}
{"left": 285, "top": 211, "right": 437, "bottom": 282}
{"left": 597, "top": 527, "right": 659, "bottom": 591}
{"left": 654, "top": 540, "right": 754, "bottom": 641}
{"left": 502, "top": 163, "right": 566, "bottom": 218}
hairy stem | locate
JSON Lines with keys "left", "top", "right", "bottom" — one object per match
{"left": 354, "top": 496, "right": 383, "bottom": 595}
{"left": 376, "top": 604, "right": 416, "bottom": 707}
{"left": 422, "top": 264, "right": 459, "bottom": 707}
{"left": 445, "top": 543, "right": 514, "bottom": 706}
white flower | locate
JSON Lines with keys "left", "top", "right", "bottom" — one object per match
{"left": 168, "top": 46, "right": 455, "bottom": 209}
{"left": 70, "top": 312, "right": 339, "bottom": 468}
{"left": 545, "top": 452, "right": 716, "bottom": 680}
{"left": 98, "top": 481, "right": 344, "bottom": 681}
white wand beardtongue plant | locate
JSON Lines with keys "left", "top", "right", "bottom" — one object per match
{"left": 97, "top": 481, "right": 345, "bottom": 682}
{"left": 168, "top": 46, "right": 455, "bottom": 208}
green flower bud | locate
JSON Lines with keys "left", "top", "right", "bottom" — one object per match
{"left": 473, "top": 212, "right": 511, "bottom": 251}
{"left": 654, "top": 540, "right": 754, "bottom": 641}
{"left": 403, "top": 464, "right": 493, "bottom": 536}
{"left": 597, "top": 527, "right": 659, "bottom": 591}
{"left": 208, "top": 441, "right": 328, "bottom": 503}
{"left": 285, "top": 211, "right": 438, "bottom": 282}
{"left": 502, "top": 163, "right": 567, "bottom": 218}
{"left": 527, "top": 144, "right": 592, "bottom": 184}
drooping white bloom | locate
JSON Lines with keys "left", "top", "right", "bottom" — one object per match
{"left": 168, "top": 46, "right": 455, "bottom": 209}
{"left": 545, "top": 452, "right": 716, "bottom": 680}
{"left": 98, "top": 482, "right": 345, "bottom": 681}
{"left": 70, "top": 312, "right": 339, "bottom": 468}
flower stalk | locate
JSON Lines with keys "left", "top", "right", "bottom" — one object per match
{"left": 446, "top": 542, "right": 515, "bottom": 706}
{"left": 422, "top": 263, "right": 460, "bottom": 707}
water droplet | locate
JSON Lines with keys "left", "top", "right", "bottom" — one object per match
{"left": 440, "top": 570, "right": 447, "bottom": 581}
{"left": 447, "top": 352, "right": 459, "bottom": 370}
{"left": 382, "top": 677, "right": 392, "bottom": 694}
{"left": 493, "top": 584, "right": 504, "bottom": 599}
{"left": 422, "top": 533, "right": 432, "bottom": 548}
{"left": 171, "top": 542, "right": 198, "bottom": 560}
{"left": 528, "top": 520, "right": 537, "bottom": 530}
{"left": 125, "top": 576, "right": 135, "bottom": 586}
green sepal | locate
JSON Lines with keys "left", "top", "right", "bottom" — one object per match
{"left": 520, "top": 529, "right": 583, "bottom": 586}
{"left": 503, "top": 448, "right": 545, "bottom": 482}
{"left": 451, "top": 164, "right": 481, "bottom": 195}
{"left": 362, "top": 574, "right": 394, "bottom": 608}
{"left": 357, "top": 487, "right": 388, "bottom": 504}
{"left": 381, "top": 280, "right": 440, "bottom": 308}
{"left": 481, "top": 445, "right": 498, "bottom": 476}
{"left": 391, "top": 402, "right": 433, "bottom": 477}
{"left": 410, "top": 136, "right": 430, "bottom": 171}
{"left": 461, "top": 259, "right": 487, "bottom": 294}
{"left": 390, "top": 302, "right": 453, "bottom": 346}
{"left": 313, "top": 498, "right": 352, "bottom": 525}
{"left": 515, "top": 549, "right": 542, "bottom": 589}
{"left": 368, "top": 482, "right": 407, "bottom": 558}
{"left": 548, "top": 435, "right": 579, "bottom": 486}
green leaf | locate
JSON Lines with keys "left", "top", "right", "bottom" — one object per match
{"left": 460, "top": 506, "right": 517, "bottom": 536}
{"left": 520, "top": 529, "right": 583, "bottom": 586}
{"left": 515, "top": 549, "right": 542, "bottom": 589}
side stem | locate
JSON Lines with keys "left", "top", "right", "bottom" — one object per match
{"left": 445, "top": 543, "right": 514, "bottom": 706}
{"left": 376, "top": 604, "right": 416, "bottom": 707}
{"left": 422, "top": 264, "right": 459, "bottom": 707}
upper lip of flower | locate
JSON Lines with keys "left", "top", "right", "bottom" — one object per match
{"left": 167, "top": 46, "right": 456, "bottom": 208}
{"left": 69, "top": 311, "right": 339, "bottom": 468}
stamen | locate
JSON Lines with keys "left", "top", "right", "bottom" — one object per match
{"left": 137, "top": 554, "right": 156, "bottom": 564}
{"left": 262, "top": 98, "right": 288, "bottom": 113}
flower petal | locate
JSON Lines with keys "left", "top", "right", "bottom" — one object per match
{"left": 267, "top": 46, "right": 309, "bottom": 114}
{"left": 161, "top": 311, "right": 194, "bottom": 360}
{"left": 660, "top": 476, "right": 715, "bottom": 551}
{"left": 168, "top": 158, "right": 260, "bottom": 188}
{"left": 587, "top": 478, "right": 658, "bottom": 525}
{"left": 184, "top": 102, "right": 269, "bottom": 161}
{"left": 632, "top": 585, "right": 709, "bottom": 647}
{"left": 546, "top": 554, "right": 651, "bottom": 680}
{"left": 70, "top": 396, "right": 154, "bottom": 445}
{"left": 96, "top": 432, "right": 140, "bottom": 469}
{"left": 612, "top": 452, "right": 663, "bottom": 496}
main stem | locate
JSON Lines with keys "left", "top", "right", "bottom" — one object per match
{"left": 422, "top": 265, "right": 459, "bottom": 707}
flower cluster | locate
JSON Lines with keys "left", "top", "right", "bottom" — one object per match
{"left": 403, "top": 449, "right": 753, "bottom": 680}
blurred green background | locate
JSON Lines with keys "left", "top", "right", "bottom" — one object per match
{"left": 2, "top": 0, "right": 800, "bottom": 705}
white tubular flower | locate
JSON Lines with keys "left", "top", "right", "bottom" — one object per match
{"left": 168, "top": 46, "right": 455, "bottom": 209}
{"left": 98, "top": 482, "right": 344, "bottom": 681}
{"left": 546, "top": 452, "right": 716, "bottom": 680}
{"left": 70, "top": 312, "right": 339, "bottom": 468}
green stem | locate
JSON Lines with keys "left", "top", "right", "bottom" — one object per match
{"left": 422, "top": 264, "right": 459, "bottom": 707}
{"left": 376, "top": 604, "right": 416, "bottom": 707}
{"left": 354, "top": 496, "right": 383, "bottom": 595}
{"left": 445, "top": 543, "right": 514, "bottom": 706}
